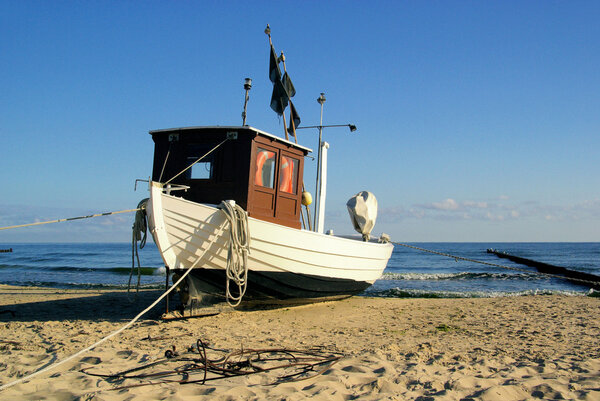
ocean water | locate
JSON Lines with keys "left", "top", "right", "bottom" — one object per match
{"left": 0, "top": 242, "right": 598, "bottom": 298}
{"left": 0, "top": 243, "right": 166, "bottom": 290}
{"left": 368, "top": 242, "right": 599, "bottom": 298}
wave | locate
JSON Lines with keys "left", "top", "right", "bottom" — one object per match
{"left": 47, "top": 266, "right": 164, "bottom": 276}
{"left": 379, "top": 272, "right": 540, "bottom": 281}
{"left": 9, "top": 256, "right": 64, "bottom": 263}
{"left": 34, "top": 251, "right": 104, "bottom": 258}
{"left": 7, "top": 253, "right": 114, "bottom": 263}
{"left": 0, "top": 264, "right": 164, "bottom": 276}
{"left": 0, "top": 264, "right": 23, "bottom": 269}
{"left": 363, "top": 287, "right": 595, "bottom": 299}
{"left": 0, "top": 280, "right": 165, "bottom": 290}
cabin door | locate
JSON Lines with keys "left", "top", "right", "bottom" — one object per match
{"left": 249, "top": 141, "right": 302, "bottom": 229}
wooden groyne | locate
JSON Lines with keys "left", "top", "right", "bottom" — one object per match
{"left": 487, "top": 249, "right": 600, "bottom": 289}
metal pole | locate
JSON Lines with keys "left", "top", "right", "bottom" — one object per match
{"left": 314, "top": 93, "right": 326, "bottom": 230}
{"left": 242, "top": 78, "right": 252, "bottom": 126}
{"left": 296, "top": 124, "right": 356, "bottom": 130}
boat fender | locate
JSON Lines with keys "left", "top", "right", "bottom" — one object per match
{"left": 302, "top": 191, "right": 313, "bottom": 206}
{"left": 346, "top": 191, "right": 378, "bottom": 241}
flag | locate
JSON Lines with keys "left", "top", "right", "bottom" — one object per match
{"left": 282, "top": 72, "right": 295, "bottom": 98}
{"left": 269, "top": 44, "right": 281, "bottom": 83}
{"left": 270, "top": 79, "right": 288, "bottom": 115}
{"left": 268, "top": 45, "right": 296, "bottom": 116}
{"left": 288, "top": 100, "right": 301, "bottom": 136}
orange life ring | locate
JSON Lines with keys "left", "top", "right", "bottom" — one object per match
{"left": 279, "top": 156, "right": 294, "bottom": 193}
{"left": 255, "top": 150, "right": 275, "bottom": 187}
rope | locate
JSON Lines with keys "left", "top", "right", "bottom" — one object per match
{"left": 0, "top": 208, "right": 142, "bottom": 231}
{"left": 219, "top": 201, "right": 251, "bottom": 307}
{"left": 158, "top": 143, "right": 172, "bottom": 182}
{"left": 164, "top": 138, "right": 229, "bottom": 185}
{"left": 129, "top": 199, "right": 149, "bottom": 293}
{"left": 0, "top": 196, "right": 247, "bottom": 390}
{"left": 384, "top": 239, "right": 600, "bottom": 288}
{"left": 0, "top": 219, "right": 228, "bottom": 393}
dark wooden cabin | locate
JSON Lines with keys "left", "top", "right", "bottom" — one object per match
{"left": 150, "top": 126, "right": 311, "bottom": 229}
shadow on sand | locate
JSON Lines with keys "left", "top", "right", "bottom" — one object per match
{"left": 0, "top": 290, "right": 170, "bottom": 322}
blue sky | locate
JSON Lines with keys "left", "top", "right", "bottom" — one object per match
{"left": 1, "top": 1, "right": 598, "bottom": 242}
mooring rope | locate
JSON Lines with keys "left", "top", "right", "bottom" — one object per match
{"left": 129, "top": 199, "right": 149, "bottom": 293}
{"left": 219, "top": 200, "right": 251, "bottom": 307}
{"left": 384, "top": 239, "right": 600, "bottom": 288}
{"left": 0, "top": 219, "right": 229, "bottom": 392}
{"left": 0, "top": 208, "right": 142, "bottom": 231}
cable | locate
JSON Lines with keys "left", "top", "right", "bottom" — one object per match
{"left": 0, "top": 208, "right": 141, "bottom": 231}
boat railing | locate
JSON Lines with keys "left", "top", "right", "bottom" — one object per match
{"left": 164, "top": 183, "right": 190, "bottom": 195}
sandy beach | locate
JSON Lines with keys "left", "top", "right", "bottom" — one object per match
{"left": 1, "top": 285, "right": 599, "bottom": 400}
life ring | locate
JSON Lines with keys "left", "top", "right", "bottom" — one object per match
{"left": 255, "top": 150, "right": 275, "bottom": 187}
{"left": 279, "top": 156, "right": 294, "bottom": 193}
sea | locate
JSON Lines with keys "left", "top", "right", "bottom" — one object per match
{"left": 0, "top": 242, "right": 598, "bottom": 298}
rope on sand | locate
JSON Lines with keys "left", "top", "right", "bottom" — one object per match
{"left": 81, "top": 342, "right": 343, "bottom": 390}
{"left": 0, "top": 220, "right": 228, "bottom": 392}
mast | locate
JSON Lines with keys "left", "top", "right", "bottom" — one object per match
{"left": 314, "top": 93, "right": 326, "bottom": 231}
{"left": 265, "top": 25, "right": 311, "bottom": 230}
{"left": 280, "top": 57, "right": 312, "bottom": 231}
{"left": 295, "top": 98, "right": 357, "bottom": 233}
{"left": 265, "top": 25, "right": 290, "bottom": 141}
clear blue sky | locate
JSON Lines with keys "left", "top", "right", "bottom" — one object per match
{"left": 1, "top": 1, "right": 598, "bottom": 242}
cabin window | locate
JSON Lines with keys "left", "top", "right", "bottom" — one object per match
{"left": 279, "top": 156, "right": 298, "bottom": 194}
{"left": 255, "top": 148, "right": 276, "bottom": 188}
{"left": 188, "top": 159, "right": 213, "bottom": 179}
{"left": 186, "top": 144, "right": 214, "bottom": 180}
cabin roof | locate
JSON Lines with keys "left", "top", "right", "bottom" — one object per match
{"left": 149, "top": 125, "right": 312, "bottom": 154}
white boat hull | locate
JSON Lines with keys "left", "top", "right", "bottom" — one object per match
{"left": 147, "top": 182, "right": 393, "bottom": 301}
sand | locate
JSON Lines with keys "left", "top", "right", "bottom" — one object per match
{"left": 1, "top": 285, "right": 599, "bottom": 400}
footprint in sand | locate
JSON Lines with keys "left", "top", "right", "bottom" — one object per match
{"left": 79, "top": 356, "right": 102, "bottom": 365}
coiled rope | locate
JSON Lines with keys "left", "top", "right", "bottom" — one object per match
{"left": 383, "top": 239, "right": 600, "bottom": 288}
{"left": 219, "top": 200, "right": 251, "bottom": 307}
{"left": 129, "top": 199, "right": 149, "bottom": 293}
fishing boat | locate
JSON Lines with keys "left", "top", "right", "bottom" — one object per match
{"left": 145, "top": 27, "right": 393, "bottom": 308}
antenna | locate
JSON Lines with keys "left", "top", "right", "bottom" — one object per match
{"left": 242, "top": 77, "right": 252, "bottom": 125}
